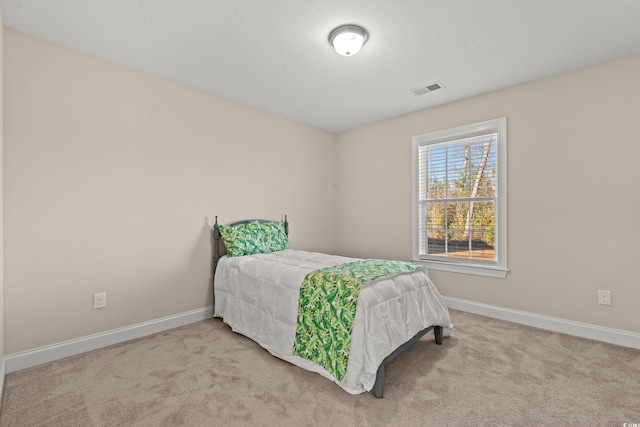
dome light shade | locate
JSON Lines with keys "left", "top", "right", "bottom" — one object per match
{"left": 329, "top": 25, "right": 369, "bottom": 56}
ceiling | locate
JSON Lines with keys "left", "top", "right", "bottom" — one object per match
{"left": 2, "top": 0, "right": 640, "bottom": 133}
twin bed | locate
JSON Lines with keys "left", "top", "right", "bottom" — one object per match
{"left": 212, "top": 216, "right": 452, "bottom": 398}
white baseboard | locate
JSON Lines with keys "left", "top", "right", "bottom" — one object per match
{"left": 4, "top": 306, "right": 214, "bottom": 374}
{"left": 4, "top": 299, "right": 638, "bottom": 384}
{"left": 444, "top": 296, "right": 640, "bottom": 350}
{"left": 0, "top": 356, "right": 6, "bottom": 411}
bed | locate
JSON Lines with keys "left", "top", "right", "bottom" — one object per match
{"left": 212, "top": 216, "right": 452, "bottom": 398}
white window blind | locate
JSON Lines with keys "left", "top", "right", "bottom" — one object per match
{"left": 412, "top": 118, "right": 507, "bottom": 278}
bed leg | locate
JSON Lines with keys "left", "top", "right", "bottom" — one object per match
{"left": 373, "top": 363, "right": 385, "bottom": 398}
{"left": 434, "top": 325, "right": 443, "bottom": 345}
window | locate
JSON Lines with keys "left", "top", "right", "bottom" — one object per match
{"left": 412, "top": 117, "right": 507, "bottom": 278}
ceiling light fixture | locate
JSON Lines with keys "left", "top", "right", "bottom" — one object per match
{"left": 328, "top": 25, "right": 369, "bottom": 56}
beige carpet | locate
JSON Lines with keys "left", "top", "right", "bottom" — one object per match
{"left": 1, "top": 310, "right": 639, "bottom": 426}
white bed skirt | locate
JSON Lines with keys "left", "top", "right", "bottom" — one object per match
{"left": 214, "top": 249, "right": 453, "bottom": 395}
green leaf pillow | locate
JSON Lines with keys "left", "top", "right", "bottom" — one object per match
{"left": 256, "top": 221, "right": 288, "bottom": 253}
{"left": 218, "top": 221, "right": 288, "bottom": 257}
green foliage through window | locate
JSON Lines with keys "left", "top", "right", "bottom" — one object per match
{"left": 419, "top": 134, "right": 497, "bottom": 261}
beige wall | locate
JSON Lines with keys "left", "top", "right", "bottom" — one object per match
{"left": 4, "top": 26, "right": 639, "bottom": 356}
{"left": 3, "top": 30, "right": 337, "bottom": 354}
{"left": 336, "top": 54, "right": 640, "bottom": 334}
{"left": 1, "top": 12, "right": 5, "bottom": 363}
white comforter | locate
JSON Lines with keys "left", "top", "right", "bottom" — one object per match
{"left": 214, "top": 249, "right": 453, "bottom": 395}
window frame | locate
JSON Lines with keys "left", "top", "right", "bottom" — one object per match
{"left": 411, "top": 117, "right": 508, "bottom": 278}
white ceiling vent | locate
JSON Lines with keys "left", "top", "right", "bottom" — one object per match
{"left": 411, "top": 81, "right": 444, "bottom": 96}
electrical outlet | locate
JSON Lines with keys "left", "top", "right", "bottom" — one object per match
{"left": 597, "top": 290, "right": 611, "bottom": 306}
{"left": 93, "top": 292, "right": 107, "bottom": 309}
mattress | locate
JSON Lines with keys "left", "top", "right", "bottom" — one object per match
{"left": 214, "top": 249, "right": 453, "bottom": 394}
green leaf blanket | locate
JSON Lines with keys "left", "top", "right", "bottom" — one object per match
{"left": 292, "top": 259, "right": 424, "bottom": 381}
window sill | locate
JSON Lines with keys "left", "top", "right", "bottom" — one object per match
{"left": 411, "top": 258, "right": 509, "bottom": 278}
